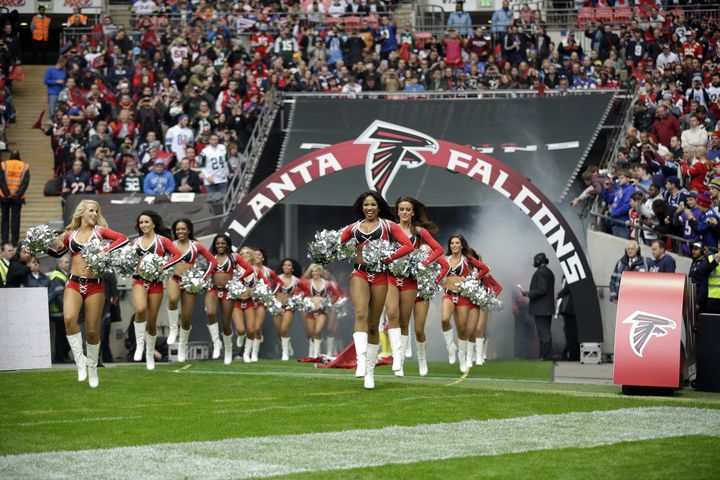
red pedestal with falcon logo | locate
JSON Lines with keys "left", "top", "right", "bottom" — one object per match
{"left": 613, "top": 272, "right": 691, "bottom": 389}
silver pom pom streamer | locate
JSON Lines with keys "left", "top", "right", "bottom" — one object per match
{"left": 24, "top": 224, "right": 58, "bottom": 255}
{"left": 179, "top": 266, "right": 211, "bottom": 295}
{"left": 138, "top": 253, "right": 166, "bottom": 282}
{"left": 226, "top": 275, "right": 248, "bottom": 300}
{"left": 81, "top": 239, "right": 112, "bottom": 276}
{"left": 330, "top": 296, "right": 350, "bottom": 318}
{"left": 414, "top": 251, "right": 444, "bottom": 300}
{"left": 458, "top": 278, "right": 504, "bottom": 311}
{"left": 284, "top": 294, "right": 305, "bottom": 311}
{"left": 303, "top": 296, "right": 331, "bottom": 313}
{"left": 307, "top": 229, "right": 357, "bottom": 265}
{"left": 388, "top": 248, "right": 428, "bottom": 278}
{"left": 251, "top": 280, "right": 277, "bottom": 307}
{"left": 110, "top": 245, "right": 138, "bottom": 277}
{"left": 265, "top": 298, "right": 284, "bottom": 316}
{"left": 361, "top": 239, "right": 395, "bottom": 273}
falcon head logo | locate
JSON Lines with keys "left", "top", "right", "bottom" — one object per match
{"left": 355, "top": 121, "right": 439, "bottom": 198}
{"left": 622, "top": 311, "right": 677, "bottom": 358}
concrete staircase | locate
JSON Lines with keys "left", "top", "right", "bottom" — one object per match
{"left": 109, "top": 4, "right": 133, "bottom": 29}
{"left": 9, "top": 65, "right": 63, "bottom": 239}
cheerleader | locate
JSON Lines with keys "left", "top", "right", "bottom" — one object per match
{"left": 47, "top": 199, "right": 128, "bottom": 388}
{"left": 237, "top": 246, "right": 263, "bottom": 362}
{"left": 301, "top": 264, "right": 340, "bottom": 357}
{"left": 385, "top": 197, "right": 448, "bottom": 377}
{"left": 441, "top": 235, "right": 489, "bottom": 373}
{"left": 166, "top": 219, "right": 217, "bottom": 362}
{"left": 467, "top": 262, "right": 502, "bottom": 366}
{"left": 338, "top": 191, "right": 414, "bottom": 389}
{"left": 325, "top": 273, "right": 347, "bottom": 356}
{"left": 131, "top": 211, "right": 183, "bottom": 370}
{"left": 251, "top": 248, "right": 283, "bottom": 358}
{"left": 273, "top": 258, "right": 307, "bottom": 360}
{"left": 205, "top": 235, "right": 253, "bottom": 364}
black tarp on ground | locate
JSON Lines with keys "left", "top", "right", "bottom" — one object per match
{"left": 279, "top": 94, "right": 614, "bottom": 205}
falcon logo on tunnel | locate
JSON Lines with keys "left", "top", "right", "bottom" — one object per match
{"left": 355, "top": 121, "right": 439, "bottom": 198}
{"left": 622, "top": 311, "right": 677, "bottom": 358}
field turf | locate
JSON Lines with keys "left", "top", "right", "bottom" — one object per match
{"left": 0, "top": 360, "right": 718, "bottom": 478}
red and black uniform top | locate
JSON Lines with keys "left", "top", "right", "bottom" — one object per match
{"left": 446, "top": 255, "right": 490, "bottom": 279}
{"left": 213, "top": 253, "right": 255, "bottom": 282}
{"left": 279, "top": 275, "right": 310, "bottom": 296}
{"left": 133, "top": 235, "right": 184, "bottom": 271}
{"left": 410, "top": 226, "right": 450, "bottom": 284}
{"left": 339, "top": 218, "right": 414, "bottom": 263}
{"left": 174, "top": 240, "right": 218, "bottom": 280}
{"left": 482, "top": 273, "right": 502, "bottom": 296}
{"left": 50, "top": 226, "right": 128, "bottom": 258}
{"left": 301, "top": 278, "right": 341, "bottom": 303}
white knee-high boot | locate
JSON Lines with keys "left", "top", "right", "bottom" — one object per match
{"left": 388, "top": 327, "right": 402, "bottom": 372}
{"left": 167, "top": 308, "right": 179, "bottom": 345}
{"left": 86, "top": 342, "right": 100, "bottom": 388}
{"left": 251, "top": 338, "right": 260, "bottom": 362}
{"left": 281, "top": 337, "right": 290, "bottom": 361}
{"left": 364, "top": 343, "right": 379, "bottom": 390}
{"left": 404, "top": 335, "right": 412, "bottom": 358}
{"left": 442, "top": 329, "right": 457, "bottom": 364}
{"left": 458, "top": 339, "right": 468, "bottom": 373}
{"left": 145, "top": 334, "right": 157, "bottom": 370}
{"left": 326, "top": 337, "right": 336, "bottom": 356}
{"left": 66, "top": 332, "right": 87, "bottom": 382}
{"left": 353, "top": 332, "right": 368, "bottom": 378}
{"left": 133, "top": 322, "right": 146, "bottom": 362}
{"left": 476, "top": 338, "right": 486, "bottom": 365}
{"left": 223, "top": 334, "right": 233, "bottom": 365}
{"left": 178, "top": 327, "right": 191, "bottom": 362}
{"left": 207, "top": 323, "right": 222, "bottom": 359}
{"left": 416, "top": 340, "right": 428, "bottom": 377}
{"left": 236, "top": 333, "right": 246, "bottom": 348}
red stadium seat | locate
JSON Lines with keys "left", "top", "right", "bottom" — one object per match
{"left": 595, "top": 7, "right": 613, "bottom": 24}
{"left": 614, "top": 8, "right": 632, "bottom": 25}
{"left": 326, "top": 15, "right": 342, "bottom": 27}
{"left": 343, "top": 16, "right": 360, "bottom": 30}
{"left": 576, "top": 7, "right": 594, "bottom": 30}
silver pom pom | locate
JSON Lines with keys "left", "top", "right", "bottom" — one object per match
{"left": 226, "top": 274, "right": 248, "bottom": 300}
{"left": 81, "top": 239, "right": 112, "bottom": 276}
{"left": 414, "top": 250, "right": 444, "bottom": 300}
{"left": 138, "top": 253, "right": 166, "bottom": 282}
{"left": 251, "top": 280, "right": 277, "bottom": 307}
{"left": 179, "top": 266, "right": 211, "bottom": 294}
{"left": 265, "top": 298, "right": 284, "bottom": 316}
{"left": 361, "top": 239, "right": 395, "bottom": 273}
{"left": 110, "top": 245, "right": 138, "bottom": 277}
{"left": 307, "top": 229, "right": 357, "bottom": 265}
{"left": 329, "top": 296, "right": 350, "bottom": 318}
{"left": 284, "top": 294, "right": 306, "bottom": 311}
{"left": 458, "top": 278, "right": 503, "bottom": 311}
{"left": 24, "top": 224, "right": 58, "bottom": 255}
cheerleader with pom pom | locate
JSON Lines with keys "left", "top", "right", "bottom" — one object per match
{"left": 47, "top": 199, "right": 128, "bottom": 388}
{"left": 249, "top": 248, "right": 283, "bottom": 360}
{"left": 441, "top": 235, "right": 490, "bottom": 374}
{"left": 166, "top": 219, "right": 217, "bottom": 362}
{"left": 301, "top": 264, "right": 340, "bottom": 358}
{"left": 131, "top": 211, "right": 184, "bottom": 370}
{"left": 205, "top": 236, "right": 254, "bottom": 364}
{"left": 273, "top": 258, "right": 308, "bottom": 360}
{"left": 385, "top": 197, "right": 448, "bottom": 377}
{"left": 466, "top": 251, "right": 502, "bottom": 366}
{"left": 337, "top": 191, "right": 414, "bottom": 389}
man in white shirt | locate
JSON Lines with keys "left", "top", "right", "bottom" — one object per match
{"left": 169, "top": 37, "right": 189, "bottom": 66}
{"left": 165, "top": 115, "right": 194, "bottom": 162}
{"left": 656, "top": 43, "right": 679, "bottom": 73}
{"left": 681, "top": 114, "right": 709, "bottom": 150}
{"left": 132, "top": 0, "right": 158, "bottom": 16}
{"left": 328, "top": 0, "right": 345, "bottom": 17}
{"left": 197, "top": 134, "right": 230, "bottom": 194}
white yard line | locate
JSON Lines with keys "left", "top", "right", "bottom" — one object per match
{"left": 0, "top": 407, "right": 718, "bottom": 479}
{"left": 7, "top": 416, "right": 142, "bottom": 427}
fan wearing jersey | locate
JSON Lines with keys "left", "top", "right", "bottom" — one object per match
{"left": 338, "top": 191, "right": 414, "bottom": 389}
{"left": 166, "top": 219, "right": 217, "bottom": 362}
{"left": 385, "top": 196, "right": 449, "bottom": 377}
{"left": 466, "top": 250, "right": 502, "bottom": 366}
{"left": 250, "top": 248, "right": 283, "bottom": 362}
{"left": 196, "top": 134, "right": 230, "bottom": 194}
{"left": 205, "top": 235, "right": 254, "bottom": 364}
{"left": 131, "top": 211, "right": 183, "bottom": 370}
{"left": 273, "top": 258, "right": 308, "bottom": 361}
{"left": 442, "top": 234, "right": 490, "bottom": 373}
{"left": 301, "top": 264, "right": 341, "bottom": 358}
{"left": 164, "top": 114, "right": 194, "bottom": 162}
{"left": 47, "top": 199, "right": 128, "bottom": 388}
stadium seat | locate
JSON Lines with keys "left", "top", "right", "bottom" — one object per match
{"left": 595, "top": 7, "right": 613, "bottom": 24}
{"left": 614, "top": 8, "right": 632, "bottom": 25}
{"left": 576, "top": 7, "right": 594, "bottom": 30}
{"left": 343, "top": 16, "right": 360, "bottom": 30}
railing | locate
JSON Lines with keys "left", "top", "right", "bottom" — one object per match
{"left": 222, "top": 90, "right": 283, "bottom": 218}
{"left": 601, "top": 87, "right": 638, "bottom": 172}
{"left": 283, "top": 88, "right": 625, "bottom": 100}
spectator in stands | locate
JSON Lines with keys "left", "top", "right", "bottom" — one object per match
{"left": 30, "top": 6, "right": 50, "bottom": 63}
{"left": 695, "top": 193, "right": 720, "bottom": 248}
{"left": 602, "top": 168, "right": 635, "bottom": 239}
{"left": 673, "top": 192, "right": 703, "bottom": 256}
{"left": 327, "top": 0, "right": 345, "bottom": 18}
{"left": 92, "top": 159, "right": 122, "bottom": 194}
{"left": 197, "top": 133, "right": 229, "bottom": 194}
{"left": 686, "top": 75, "right": 711, "bottom": 108}
{"left": 67, "top": 7, "right": 88, "bottom": 29}
{"left": 48, "top": 254, "right": 70, "bottom": 362}
{"left": 5, "top": 244, "right": 29, "bottom": 288}
{"left": 24, "top": 254, "right": 49, "bottom": 289}
{"left": 663, "top": 176, "right": 687, "bottom": 209}
{"left": 63, "top": 158, "right": 93, "bottom": 195}
{"left": 447, "top": 2, "right": 472, "bottom": 38}
{"left": 689, "top": 242, "right": 714, "bottom": 313}
{"left": 491, "top": 0, "right": 512, "bottom": 41}
{"left": 120, "top": 156, "right": 144, "bottom": 193}
{"left": 708, "top": 132, "right": 720, "bottom": 163}
{"left": 44, "top": 58, "right": 66, "bottom": 120}
{"left": 165, "top": 115, "right": 194, "bottom": 162}
{"left": 0, "top": 241, "right": 14, "bottom": 286}
{"left": 609, "top": 240, "right": 647, "bottom": 303}
{"left": 143, "top": 158, "right": 175, "bottom": 195}
{"left": 650, "top": 105, "right": 681, "bottom": 149}
{"left": 682, "top": 114, "right": 709, "bottom": 150}
{"left": 174, "top": 157, "right": 201, "bottom": 194}
{"left": 656, "top": 43, "right": 680, "bottom": 73}
{"left": 646, "top": 239, "right": 676, "bottom": 273}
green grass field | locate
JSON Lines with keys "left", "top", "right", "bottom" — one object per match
{"left": 1, "top": 360, "right": 719, "bottom": 478}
